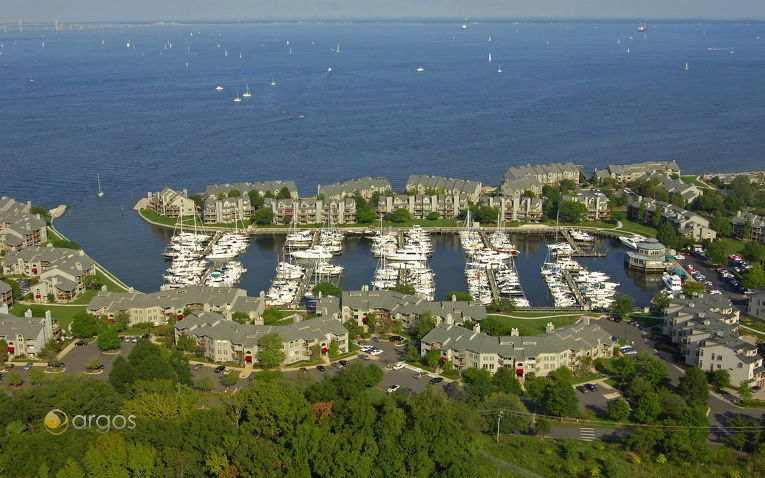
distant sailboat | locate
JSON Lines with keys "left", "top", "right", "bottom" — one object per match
{"left": 224, "top": 49, "right": 228, "bottom": 57}
{"left": 327, "top": 66, "right": 332, "bottom": 72}
{"left": 242, "top": 83, "right": 251, "bottom": 97}
{"left": 626, "top": 48, "right": 630, "bottom": 53}
{"left": 97, "top": 174, "right": 104, "bottom": 198}
{"left": 497, "top": 64, "right": 503, "bottom": 73}
{"left": 234, "top": 90, "right": 242, "bottom": 103}
{"left": 416, "top": 66, "right": 425, "bottom": 72}
{"left": 215, "top": 85, "right": 223, "bottom": 91}
{"left": 684, "top": 61, "right": 689, "bottom": 71}
{"left": 488, "top": 52, "right": 492, "bottom": 62}
{"left": 270, "top": 79, "right": 277, "bottom": 86}
{"left": 239, "top": 51, "right": 243, "bottom": 59}
{"left": 488, "top": 35, "right": 492, "bottom": 42}
{"left": 336, "top": 42, "right": 340, "bottom": 53}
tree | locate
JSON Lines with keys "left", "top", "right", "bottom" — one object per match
{"left": 188, "top": 193, "right": 204, "bottom": 209}
{"left": 412, "top": 312, "right": 437, "bottom": 341}
{"left": 737, "top": 380, "right": 752, "bottom": 401}
{"left": 710, "top": 217, "right": 733, "bottom": 237}
{"left": 476, "top": 206, "right": 500, "bottom": 224}
{"left": 232, "top": 311, "right": 250, "bottom": 324}
{"left": 83, "top": 274, "right": 103, "bottom": 290}
{"left": 671, "top": 193, "right": 686, "bottom": 208}
{"left": 632, "top": 392, "right": 661, "bottom": 423}
{"left": 97, "top": 324, "right": 121, "bottom": 351}
{"left": 70, "top": 311, "right": 99, "bottom": 338}
{"left": 650, "top": 290, "right": 671, "bottom": 314}
{"left": 482, "top": 394, "right": 531, "bottom": 434}
{"left": 492, "top": 367, "right": 522, "bottom": 396}
{"left": 364, "top": 364, "right": 384, "bottom": 386}
{"left": 85, "top": 358, "right": 103, "bottom": 371}
{"left": 558, "top": 201, "right": 589, "bottom": 223}
{"left": 312, "top": 282, "right": 342, "bottom": 297}
{"left": 444, "top": 291, "right": 473, "bottom": 301}
{"left": 356, "top": 205, "right": 377, "bottom": 223}
{"left": 328, "top": 340, "right": 340, "bottom": 358}
{"left": 462, "top": 367, "right": 493, "bottom": 403}
{"left": 426, "top": 212, "right": 440, "bottom": 220}
{"left": 608, "top": 398, "right": 631, "bottom": 421}
{"left": 109, "top": 356, "right": 136, "bottom": 394}
{"left": 390, "top": 284, "right": 416, "bottom": 295}
{"left": 228, "top": 189, "right": 241, "bottom": 198}
{"left": 548, "top": 365, "right": 574, "bottom": 384}
{"left": 0, "top": 339, "right": 7, "bottom": 363}
{"left": 222, "top": 373, "right": 239, "bottom": 386}
{"left": 682, "top": 281, "right": 707, "bottom": 296}
{"left": 634, "top": 352, "right": 668, "bottom": 389}
{"left": 7, "top": 370, "right": 22, "bottom": 387}
{"left": 678, "top": 366, "right": 709, "bottom": 407}
{"left": 277, "top": 187, "right": 292, "bottom": 199}
{"left": 28, "top": 367, "right": 46, "bottom": 385}
{"left": 656, "top": 222, "right": 678, "bottom": 250}
{"left": 310, "top": 344, "right": 321, "bottom": 361}
{"left": 391, "top": 208, "right": 411, "bottom": 223}
{"left": 193, "top": 376, "right": 214, "bottom": 391}
{"left": 425, "top": 349, "right": 442, "bottom": 368}
{"left": 712, "top": 369, "right": 730, "bottom": 390}
{"left": 610, "top": 294, "right": 635, "bottom": 318}
{"left": 658, "top": 389, "right": 688, "bottom": 419}
{"left": 542, "top": 380, "right": 579, "bottom": 417}
{"left": 1, "top": 278, "right": 21, "bottom": 300}
{"left": 405, "top": 344, "right": 421, "bottom": 362}
{"left": 256, "top": 332, "right": 285, "bottom": 369}
{"left": 705, "top": 240, "right": 728, "bottom": 264}
{"left": 652, "top": 205, "right": 663, "bottom": 227}
{"left": 343, "top": 319, "right": 363, "bottom": 339}
{"left": 637, "top": 202, "right": 647, "bottom": 221}
{"left": 743, "top": 263, "right": 765, "bottom": 289}
{"left": 251, "top": 207, "right": 274, "bottom": 225}
{"left": 741, "top": 241, "right": 765, "bottom": 263}
{"left": 535, "top": 417, "right": 551, "bottom": 437}
{"left": 114, "top": 311, "right": 130, "bottom": 332}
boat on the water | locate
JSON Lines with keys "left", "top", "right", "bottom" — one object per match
{"left": 618, "top": 234, "right": 645, "bottom": 250}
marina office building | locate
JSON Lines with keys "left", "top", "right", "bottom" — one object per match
{"left": 174, "top": 311, "right": 348, "bottom": 365}
{"left": 625, "top": 238, "right": 673, "bottom": 272}
{"left": 663, "top": 294, "right": 764, "bottom": 388}
{"left": 420, "top": 319, "right": 615, "bottom": 378}
{"left": 0, "top": 197, "right": 48, "bottom": 252}
{"left": 87, "top": 286, "right": 265, "bottom": 325}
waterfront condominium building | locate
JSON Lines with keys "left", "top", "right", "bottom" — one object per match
{"left": 0, "top": 309, "right": 54, "bottom": 359}
{"left": 0, "top": 197, "right": 48, "bottom": 252}
{"left": 0, "top": 281, "right": 13, "bottom": 307}
{"left": 419, "top": 319, "right": 615, "bottom": 378}
{"left": 377, "top": 193, "right": 470, "bottom": 220}
{"left": 731, "top": 211, "right": 765, "bottom": 244}
{"left": 593, "top": 160, "right": 681, "bottom": 183}
{"left": 644, "top": 173, "right": 702, "bottom": 205}
{"left": 501, "top": 162, "right": 581, "bottom": 198}
{"left": 317, "top": 177, "right": 392, "bottom": 200}
{"left": 146, "top": 187, "right": 197, "bottom": 218}
{"left": 626, "top": 196, "right": 717, "bottom": 242}
{"left": 405, "top": 175, "right": 483, "bottom": 203}
{"left": 481, "top": 196, "right": 543, "bottom": 222}
{"left": 87, "top": 285, "right": 265, "bottom": 326}
{"left": 262, "top": 197, "right": 357, "bottom": 225}
{"left": 560, "top": 189, "right": 611, "bottom": 221}
{"left": 203, "top": 195, "right": 253, "bottom": 224}
{"left": 749, "top": 291, "right": 765, "bottom": 321}
{"left": 1, "top": 246, "right": 96, "bottom": 303}
{"left": 174, "top": 311, "right": 348, "bottom": 365}
{"left": 662, "top": 294, "right": 764, "bottom": 388}
{"left": 205, "top": 180, "right": 299, "bottom": 200}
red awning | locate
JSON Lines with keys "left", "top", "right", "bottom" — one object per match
{"left": 32, "top": 268, "right": 38, "bottom": 273}
{"left": 245, "top": 355, "right": 252, "bottom": 361}
{"left": 321, "top": 347, "right": 328, "bottom": 354}
{"left": 516, "top": 369, "right": 523, "bottom": 375}
{"left": 362, "top": 316, "right": 368, "bottom": 323}
{"left": 439, "top": 356, "right": 446, "bottom": 362}
{"left": 177, "top": 314, "right": 184, "bottom": 319}
{"left": 35, "top": 294, "right": 41, "bottom": 299}
{"left": 7, "top": 347, "right": 14, "bottom": 353}
{"left": 107, "top": 318, "right": 114, "bottom": 323}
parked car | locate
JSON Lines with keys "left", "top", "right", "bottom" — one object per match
{"left": 222, "top": 367, "right": 232, "bottom": 376}
{"left": 389, "top": 335, "right": 404, "bottom": 342}
{"left": 576, "top": 385, "right": 588, "bottom": 393}
{"left": 369, "top": 348, "right": 383, "bottom": 356}
{"left": 372, "top": 337, "right": 382, "bottom": 342}
{"left": 338, "top": 360, "right": 349, "bottom": 367}
{"left": 24, "top": 362, "right": 33, "bottom": 371}
{"left": 316, "top": 365, "right": 326, "bottom": 372}
{"left": 214, "top": 365, "right": 226, "bottom": 373}
{"left": 386, "top": 384, "right": 400, "bottom": 394}
{"left": 585, "top": 383, "right": 598, "bottom": 392}
{"left": 4, "top": 364, "right": 14, "bottom": 371}
{"left": 360, "top": 345, "right": 374, "bottom": 352}
{"left": 299, "top": 367, "right": 308, "bottom": 373}
{"left": 429, "top": 377, "right": 444, "bottom": 385}
{"left": 75, "top": 340, "right": 88, "bottom": 346}
{"left": 414, "top": 371, "right": 426, "bottom": 379}
{"left": 193, "top": 363, "right": 203, "bottom": 371}
{"left": 358, "top": 353, "right": 370, "bottom": 360}
{"left": 392, "top": 362, "right": 405, "bottom": 371}
{"left": 93, "top": 364, "right": 105, "bottom": 370}
{"left": 49, "top": 362, "right": 65, "bottom": 368}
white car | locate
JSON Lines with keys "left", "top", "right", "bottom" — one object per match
{"left": 369, "top": 349, "right": 383, "bottom": 356}
{"left": 386, "top": 384, "right": 400, "bottom": 394}
{"left": 392, "top": 362, "right": 405, "bottom": 371}
{"left": 360, "top": 345, "right": 374, "bottom": 352}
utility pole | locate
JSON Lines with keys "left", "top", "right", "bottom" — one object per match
{"left": 496, "top": 411, "right": 503, "bottom": 443}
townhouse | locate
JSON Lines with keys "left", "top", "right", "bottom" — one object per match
{"left": 748, "top": 291, "right": 765, "bottom": 321}
{"left": 481, "top": 196, "right": 544, "bottom": 222}
{"left": 0, "top": 197, "right": 48, "bottom": 252}
{"left": 662, "top": 294, "right": 763, "bottom": 388}
{"left": 645, "top": 173, "right": 702, "bottom": 204}
{"left": 593, "top": 160, "right": 681, "bottom": 183}
{"left": 420, "top": 319, "right": 615, "bottom": 377}
{"left": 626, "top": 196, "right": 717, "bottom": 241}
{"left": 0, "top": 309, "right": 54, "bottom": 359}
{"left": 731, "top": 211, "right": 765, "bottom": 244}
{"left": 377, "top": 193, "right": 470, "bottom": 220}
{"left": 560, "top": 189, "right": 611, "bottom": 221}
{"left": 318, "top": 177, "right": 391, "bottom": 200}
{"left": 262, "top": 197, "right": 357, "bottom": 225}
{"left": 205, "top": 180, "right": 299, "bottom": 200}
{"left": 1, "top": 246, "right": 96, "bottom": 303}
{"left": 405, "top": 175, "right": 483, "bottom": 202}
{"left": 146, "top": 187, "right": 197, "bottom": 218}
{"left": 0, "top": 281, "right": 13, "bottom": 307}
{"left": 87, "top": 285, "right": 265, "bottom": 325}
{"left": 203, "top": 195, "right": 253, "bottom": 224}
{"left": 174, "top": 311, "right": 348, "bottom": 365}
{"left": 316, "top": 289, "right": 486, "bottom": 330}
{"left": 503, "top": 162, "right": 581, "bottom": 185}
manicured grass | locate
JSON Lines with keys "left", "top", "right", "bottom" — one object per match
{"left": 741, "top": 317, "right": 765, "bottom": 334}
{"left": 681, "top": 175, "right": 713, "bottom": 188}
{"left": 69, "top": 289, "right": 97, "bottom": 305}
{"left": 718, "top": 237, "right": 746, "bottom": 257}
{"left": 485, "top": 314, "right": 580, "bottom": 336}
{"left": 493, "top": 311, "right": 590, "bottom": 319}
{"left": 139, "top": 209, "right": 194, "bottom": 226}
{"left": 628, "top": 314, "right": 663, "bottom": 328}
{"left": 740, "top": 399, "right": 765, "bottom": 408}
{"left": 619, "top": 220, "right": 657, "bottom": 237}
{"left": 477, "top": 434, "right": 760, "bottom": 478}
{"left": 569, "top": 373, "right": 603, "bottom": 385}
{"left": 10, "top": 303, "right": 86, "bottom": 331}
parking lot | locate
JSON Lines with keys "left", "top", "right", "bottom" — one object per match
{"left": 680, "top": 254, "right": 751, "bottom": 312}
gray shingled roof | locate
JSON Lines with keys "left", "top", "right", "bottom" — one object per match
{"left": 0, "top": 312, "right": 48, "bottom": 339}
{"left": 87, "top": 286, "right": 250, "bottom": 314}
{"left": 318, "top": 177, "right": 391, "bottom": 198}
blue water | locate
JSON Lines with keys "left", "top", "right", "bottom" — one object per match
{"left": 2, "top": 22, "right": 763, "bottom": 298}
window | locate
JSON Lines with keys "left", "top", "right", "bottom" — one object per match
{"left": 738, "top": 363, "right": 743, "bottom": 368}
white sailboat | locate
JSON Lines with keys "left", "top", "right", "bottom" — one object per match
{"left": 242, "top": 83, "right": 251, "bottom": 97}
{"left": 684, "top": 61, "right": 689, "bottom": 71}
{"left": 233, "top": 90, "right": 242, "bottom": 103}
{"left": 336, "top": 42, "right": 340, "bottom": 53}
{"left": 488, "top": 35, "right": 492, "bottom": 42}
{"left": 97, "top": 174, "right": 104, "bottom": 198}
{"left": 215, "top": 85, "right": 223, "bottom": 91}
{"left": 416, "top": 66, "right": 425, "bottom": 72}
{"left": 497, "top": 64, "right": 503, "bottom": 73}
{"left": 488, "top": 52, "right": 492, "bottom": 62}
{"left": 270, "top": 79, "right": 277, "bottom": 86}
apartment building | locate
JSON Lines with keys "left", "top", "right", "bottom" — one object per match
{"left": 203, "top": 196, "right": 253, "bottom": 224}
{"left": 593, "top": 161, "right": 681, "bottom": 183}
{"left": 420, "top": 319, "right": 615, "bottom": 377}
{"left": 405, "top": 175, "right": 482, "bottom": 202}
{"left": 0, "top": 197, "right": 48, "bottom": 252}
{"left": 0, "top": 309, "right": 54, "bottom": 359}
{"left": 561, "top": 189, "right": 611, "bottom": 221}
{"left": 481, "top": 196, "right": 544, "bottom": 222}
{"left": 377, "top": 193, "right": 470, "bottom": 219}
{"left": 262, "top": 197, "right": 357, "bottom": 225}
{"left": 146, "top": 187, "right": 197, "bottom": 218}
{"left": 174, "top": 311, "right": 348, "bottom": 365}
{"left": 749, "top": 291, "right": 765, "bottom": 321}
{"left": 0, "top": 282, "right": 13, "bottom": 307}
{"left": 627, "top": 197, "right": 717, "bottom": 241}
{"left": 318, "top": 177, "right": 391, "bottom": 200}
{"left": 205, "top": 180, "right": 299, "bottom": 200}
{"left": 731, "top": 211, "right": 765, "bottom": 244}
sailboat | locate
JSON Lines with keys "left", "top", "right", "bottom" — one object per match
{"left": 336, "top": 42, "right": 340, "bottom": 53}
{"left": 497, "top": 64, "right": 503, "bottom": 73}
{"left": 270, "top": 79, "right": 277, "bottom": 86}
{"left": 684, "top": 61, "right": 689, "bottom": 71}
{"left": 488, "top": 52, "right": 492, "bottom": 62}
{"left": 416, "top": 66, "right": 425, "bottom": 72}
{"left": 233, "top": 90, "right": 242, "bottom": 103}
{"left": 242, "top": 83, "right": 251, "bottom": 97}
{"left": 97, "top": 174, "right": 104, "bottom": 198}
{"left": 488, "top": 35, "right": 492, "bottom": 42}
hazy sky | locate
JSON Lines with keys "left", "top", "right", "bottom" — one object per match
{"left": 4, "top": 0, "right": 765, "bottom": 23}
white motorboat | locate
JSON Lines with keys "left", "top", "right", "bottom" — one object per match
{"left": 618, "top": 234, "right": 645, "bottom": 250}
{"left": 663, "top": 273, "right": 683, "bottom": 294}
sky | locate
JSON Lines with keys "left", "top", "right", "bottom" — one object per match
{"left": 3, "top": 0, "right": 765, "bottom": 23}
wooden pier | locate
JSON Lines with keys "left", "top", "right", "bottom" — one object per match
{"left": 560, "top": 228, "right": 607, "bottom": 258}
{"left": 562, "top": 270, "right": 589, "bottom": 310}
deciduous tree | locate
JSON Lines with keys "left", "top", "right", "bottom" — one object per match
{"left": 257, "top": 332, "right": 286, "bottom": 369}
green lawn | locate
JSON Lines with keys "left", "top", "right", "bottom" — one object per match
{"left": 485, "top": 314, "right": 581, "bottom": 336}
{"left": 494, "top": 311, "right": 591, "bottom": 319}
{"left": 69, "top": 289, "right": 97, "bottom": 305}
{"left": 477, "top": 434, "right": 759, "bottom": 478}
{"left": 569, "top": 373, "right": 604, "bottom": 385}
{"left": 681, "top": 175, "right": 713, "bottom": 189}
{"left": 741, "top": 317, "right": 765, "bottom": 334}
{"left": 628, "top": 314, "right": 663, "bottom": 328}
{"left": 718, "top": 237, "right": 746, "bottom": 257}
{"left": 10, "top": 303, "right": 86, "bottom": 331}
{"left": 619, "top": 220, "right": 657, "bottom": 237}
